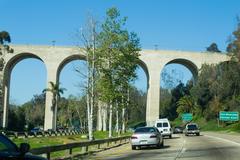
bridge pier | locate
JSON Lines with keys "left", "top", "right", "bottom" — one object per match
{"left": 44, "top": 65, "right": 58, "bottom": 131}
{"left": 146, "top": 67, "right": 161, "bottom": 126}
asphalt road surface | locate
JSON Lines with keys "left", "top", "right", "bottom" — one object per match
{"left": 88, "top": 132, "right": 240, "bottom": 160}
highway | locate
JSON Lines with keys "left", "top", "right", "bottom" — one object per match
{"left": 88, "top": 132, "right": 240, "bottom": 160}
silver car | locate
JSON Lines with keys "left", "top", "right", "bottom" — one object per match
{"left": 131, "top": 127, "right": 164, "bottom": 150}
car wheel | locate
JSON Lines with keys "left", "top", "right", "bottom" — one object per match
{"left": 132, "top": 145, "right": 136, "bottom": 150}
{"left": 196, "top": 133, "right": 200, "bottom": 136}
{"left": 185, "top": 134, "right": 188, "bottom": 136}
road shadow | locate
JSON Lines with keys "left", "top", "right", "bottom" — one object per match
{"left": 138, "top": 145, "right": 170, "bottom": 150}
{"left": 185, "top": 134, "right": 203, "bottom": 137}
{"left": 164, "top": 136, "right": 180, "bottom": 139}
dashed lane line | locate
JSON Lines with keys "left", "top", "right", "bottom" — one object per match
{"left": 175, "top": 139, "right": 186, "bottom": 160}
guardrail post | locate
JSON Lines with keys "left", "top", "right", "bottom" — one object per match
{"left": 33, "top": 132, "right": 37, "bottom": 137}
{"left": 47, "top": 152, "right": 50, "bottom": 160}
{"left": 97, "top": 144, "right": 101, "bottom": 149}
{"left": 24, "top": 132, "right": 28, "bottom": 138}
{"left": 82, "top": 145, "right": 88, "bottom": 153}
{"left": 14, "top": 132, "right": 18, "bottom": 138}
{"left": 69, "top": 148, "right": 72, "bottom": 155}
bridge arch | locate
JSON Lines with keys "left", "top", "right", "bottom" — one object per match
{"left": 2, "top": 52, "right": 46, "bottom": 128}
{"left": 56, "top": 54, "right": 86, "bottom": 82}
{"left": 137, "top": 59, "right": 150, "bottom": 89}
{"left": 162, "top": 58, "right": 199, "bottom": 82}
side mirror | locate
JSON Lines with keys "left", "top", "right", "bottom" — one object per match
{"left": 19, "top": 143, "right": 30, "bottom": 155}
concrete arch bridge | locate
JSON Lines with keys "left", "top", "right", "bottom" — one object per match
{"left": 0, "top": 45, "right": 229, "bottom": 129}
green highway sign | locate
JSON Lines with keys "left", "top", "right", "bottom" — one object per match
{"left": 182, "top": 113, "right": 193, "bottom": 121}
{"left": 219, "top": 111, "right": 239, "bottom": 121}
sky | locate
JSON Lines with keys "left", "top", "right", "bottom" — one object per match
{"left": 1, "top": 0, "right": 240, "bottom": 105}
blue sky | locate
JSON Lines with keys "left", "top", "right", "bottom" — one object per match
{"left": 1, "top": 0, "right": 240, "bottom": 105}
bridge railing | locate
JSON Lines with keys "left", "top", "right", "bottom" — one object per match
{"left": 30, "top": 136, "right": 130, "bottom": 160}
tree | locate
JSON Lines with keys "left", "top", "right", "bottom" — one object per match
{"left": 25, "top": 94, "right": 45, "bottom": 129}
{"left": 0, "top": 31, "right": 14, "bottom": 128}
{"left": 42, "top": 82, "right": 66, "bottom": 131}
{"left": 96, "top": 7, "right": 140, "bottom": 137}
{"left": 0, "top": 31, "right": 14, "bottom": 70}
{"left": 177, "top": 95, "right": 197, "bottom": 115}
{"left": 76, "top": 15, "right": 99, "bottom": 140}
{"left": 206, "top": 43, "right": 221, "bottom": 53}
{"left": 227, "top": 17, "right": 240, "bottom": 62}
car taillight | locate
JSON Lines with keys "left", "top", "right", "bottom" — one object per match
{"left": 150, "top": 135, "right": 157, "bottom": 138}
{"left": 131, "top": 136, "right": 138, "bottom": 139}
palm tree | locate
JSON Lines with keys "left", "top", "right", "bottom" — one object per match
{"left": 43, "top": 81, "right": 66, "bottom": 131}
{"left": 177, "top": 95, "right": 195, "bottom": 115}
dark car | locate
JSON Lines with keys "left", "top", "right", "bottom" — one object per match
{"left": 0, "top": 133, "right": 46, "bottom": 160}
{"left": 30, "top": 127, "right": 43, "bottom": 134}
{"left": 185, "top": 123, "right": 200, "bottom": 136}
{"left": 173, "top": 126, "right": 183, "bottom": 134}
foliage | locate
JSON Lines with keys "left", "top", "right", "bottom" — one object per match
{"left": 177, "top": 95, "right": 196, "bottom": 114}
{"left": 206, "top": 42, "right": 221, "bottom": 53}
{"left": 126, "top": 86, "right": 146, "bottom": 125}
{"left": 0, "top": 31, "right": 14, "bottom": 70}
{"left": 96, "top": 7, "right": 140, "bottom": 137}
{"left": 227, "top": 17, "right": 240, "bottom": 62}
{"left": 96, "top": 7, "right": 140, "bottom": 103}
{"left": 160, "top": 82, "right": 192, "bottom": 120}
{"left": 58, "top": 95, "right": 87, "bottom": 128}
{"left": 8, "top": 94, "right": 45, "bottom": 131}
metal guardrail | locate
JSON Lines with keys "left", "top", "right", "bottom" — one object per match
{"left": 30, "top": 136, "right": 130, "bottom": 160}
{"left": 1, "top": 129, "right": 87, "bottom": 138}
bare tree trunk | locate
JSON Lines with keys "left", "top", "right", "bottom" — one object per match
{"left": 97, "top": 101, "right": 103, "bottom": 131}
{"left": 103, "top": 104, "right": 107, "bottom": 131}
{"left": 67, "top": 105, "right": 73, "bottom": 128}
{"left": 74, "top": 105, "right": 82, "bottom": 128}
{"left": 53, "top": 96, "right": 58, "bottom": 131}
{"left": 108, "top": 103, "right": 113, "bottom": 138}
{"left": 87, "top": 65, "right": 93, "bottom": 140}
{"left": 115, "top": 103, "right": 119, "bottom": 136}
{"left": 121, "top": 107, "right": 125, "bottom": 133}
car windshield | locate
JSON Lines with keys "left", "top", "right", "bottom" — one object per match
{"left": 135, "top": 127, "right": 156, "bottom": 133}
{"left": 0, "top": 135, "right": 17, "bottom": 152}
{"left": 187, "top": 124, "right": 198, "bottom": 130}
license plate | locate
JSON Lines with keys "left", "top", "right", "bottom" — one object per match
{"left": 140, "top": 140, "right": 148, "bottom": 144}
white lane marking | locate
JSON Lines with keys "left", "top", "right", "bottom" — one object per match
{"left": 175, "top": 139, "right": 186, "bottom": 159}
{"left": 205, "top": 135, "right": 240, "bottom": 147}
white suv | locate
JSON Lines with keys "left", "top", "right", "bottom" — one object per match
{"left": 155, "top": 118, "right": 172, "bottom": 138}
